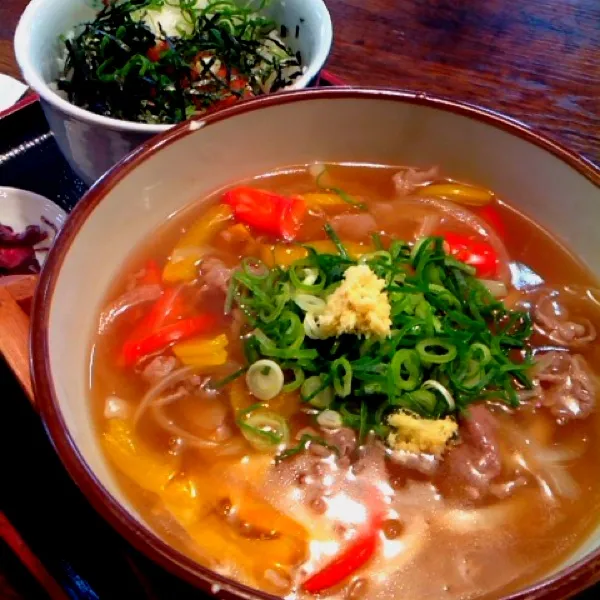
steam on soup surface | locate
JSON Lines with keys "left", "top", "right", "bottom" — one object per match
{"left": 91, "top": 164, "right": 600, "bottom": 600}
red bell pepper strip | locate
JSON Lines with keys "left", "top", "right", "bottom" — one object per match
{"left": 123, "top": 314, "right": 217, "bottom": 366}
{"left": 223, "top": 187, "right": 306, "bottom": 241}
{"left": 125, "top": 286, "right": 185, "bottom": 347}
{"left": 442, "top": 232, "right": 499, "bottom": 278}
{"left": 142, "top": 287, "right": 185, "bottom": 330}
{"left": 302, "top": 528, "right": 379, "bottom": 594}
{"left": 479, "top": 205, "right": 506, "bottom": 239}
{"left": 302, "top": 493, "right": 385, "bottom": 594}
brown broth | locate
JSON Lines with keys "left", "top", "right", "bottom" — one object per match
{"left": 90, "top": 164, "right": 600, "bottom": 600}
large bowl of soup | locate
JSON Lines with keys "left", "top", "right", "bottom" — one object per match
{"left": 31, "top": 89, "right": 600, "bottom": 600}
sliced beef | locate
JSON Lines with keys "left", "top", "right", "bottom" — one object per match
{"left": 393, "top": 166, "right": 439, "bottom": 196}
{"left": 140, "top": 355, "right": 178, "bottom": 385}
{"left": 440, "top": 405, "right": 502, "bottom": 501}
{"left": 532, "top": 351, "right": 596, "bottom": 422}
{"left": 322, "top": 427, "right": 357, "bottom": 457}
{"left": 330, "top": 213, "right": 378, "bottom": 242}
{"left": 534, "top": 293, "right": 596, "bottom": 347}
{"left": 388, "top": 450, "right": 441, "bottom": 476}
{"left": 200, "top": 257, "right": 232, "bottom": 294}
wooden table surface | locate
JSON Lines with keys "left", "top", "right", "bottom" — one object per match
{"left": 1, "top": 0, "right": 599, "bottom": 165}
{"left": 0, "top": 0, "right": 599, "bottom": 598}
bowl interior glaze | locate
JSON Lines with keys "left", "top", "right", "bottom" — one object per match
{"left": 32, "top": 89, "right": 600, "bottom": 599}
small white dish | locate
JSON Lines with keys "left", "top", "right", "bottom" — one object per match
{"left": 0, "top": 75, "right": 28, "bottom": 112}
{"left": 0, "top": 187, "right": 67, "bottom": 267}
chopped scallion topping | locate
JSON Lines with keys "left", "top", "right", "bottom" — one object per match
{"left": 226, "top": 231, "right": 534, "bottom": 442}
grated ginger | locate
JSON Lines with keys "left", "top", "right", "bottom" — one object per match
{"left": 319, "top": 265, "right": 391, "bottom": 338}
{"left": 387, "top": 410, "right": 458, "bottom": 456}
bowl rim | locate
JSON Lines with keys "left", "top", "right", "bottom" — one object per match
{"left": 31, "top": 87, "right": 600, "bottom": 600}
{"left": 13, "top": 0, "right": 333, "bottom": 134}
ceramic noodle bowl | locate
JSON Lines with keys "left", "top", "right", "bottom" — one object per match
{"left": 31, "top": 89, "right": 600, "bottom": 600}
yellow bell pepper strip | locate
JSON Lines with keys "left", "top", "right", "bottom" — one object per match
{"left": 220, "top": 223, "right": 260, "bottom": 256}
{"left": 161, "top": 475, "right": 216, "bottom": 527}
{"left": 104, "top": 420, "right": 308, "bottom": 584}
{"left": 223, "top": 223, "right": 252, "bottom": 242}
{"left": 416, "top": 182, "right": 494, "bottom": 206}
{"left": 186, "top": 514, "right": 258, "bottom": 570}
{"left": 184, "top": 482, "right": 308, "bottom": 583}
{"left": 102, "top": 418, "right": 179, "bottom": 493}
{"left": 223, "top": 187, "right": 306, "bottom": 241}
{"left": 186, "top": 513, "right": 306, "bottom": 589}
{"left": 301, "top": 192, "right": 348, "bottom": 207}
{"left": 163, "top": 204, "right": 233, "bottom": 283}
{"left": 261, "top": 240, "right": 374, "bottom": 268}
{"left": 231, "top": 490, "right": 308, "bottom": 542}
{"left": 260, "top": 244, "right": 306, "bottom": 268}
{"left": 103, "top": 419, "right": 215, "bottom": 526}
{"left": 172, "top": 333, "right": 229, "bottom": 367}
{"left": 309, "top": 239, "right": 373, "bottom": 258}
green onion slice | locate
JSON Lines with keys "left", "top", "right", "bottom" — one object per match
{"left": 358, "top": 400, "right": 368, "bottom": 442}
{"left": 422, "top": 379, "right": 456, "bottom": 410}
{"left": 301, "top": 375, "right": 333, "bottom": 408}
{"left": 294, "top": 293, "right": 327, "bottom": 314}
{"left": 317, "top": 409, "right": 343, "bottom": 429}
{"left": 391, "top": 349, "right": 422, "bottom": 391}
{"left": 241, "top": 257, "right": 270, "bottom": 280}
{"left": 469, "top": 342, "right": 492, "bottom": 365}
{"left": 304, "top": 312, "right": 326, "bottom": 340}
{"left": 416, "top": 338, "right": 457, "bottom": 364}
{"left": 236, "top": 405, "right": 290, "bottom": 452}
{"left": 331, "top": 357, "right": 352, "bottom": 397}
{"left": 282, "top": 367, "right": 305, "bottom": 393}
{"left": 246, "top": 359, "right": 284, "bottom": 400}
{"left": 408, "top": 389, "right": 438, "bottom": 413}
{"left": 289, "top": 262, "right": 326, "bottom": 292}
{"left": 324, "top": 223, "right": 350, "bottom": 259}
